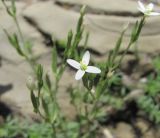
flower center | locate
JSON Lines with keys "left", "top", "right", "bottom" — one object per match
{"left": 146, "top": 7, "right": 152, "bottom": 14}
{"left": 80, "top": 61, "right": 87, "bottom": 71}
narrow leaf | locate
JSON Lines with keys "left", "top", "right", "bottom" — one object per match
{"left": 52, "top": 47, "right": 57, "bottom": 73}
{"left": 42, "top": 98, "right": 49, "bottom": 116}
{"left": 4, "top": 30, "right": 24, "bottom": 56}
{"left": 30, "top": 91, "right": 38, "bottom": 113}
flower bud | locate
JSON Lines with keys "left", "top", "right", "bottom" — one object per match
{"left": 26, "top": 76, "right": 36, "bottom": 91}
{"left": 107, "top": 69, "right": 114, "bottom": 78}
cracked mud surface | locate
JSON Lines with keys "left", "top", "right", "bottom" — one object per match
{"left": 0, "top": 0, "right": 160, "bottom": 137}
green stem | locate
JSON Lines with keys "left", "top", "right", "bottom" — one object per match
{"left": 118, "top": 16, "right": 145, "bottom": 67}
{"left": 118, "top": 41, "right": 132, "bottom": 65}
{"left": 90, "top": 98, "right": 99, "bottom": 119}
{"left": 14, "top": 17, "right": 25, "bottom": 44}
{"left": 91, "top": 79, "right": 109, "bottom": 119}
{"left": 14, "top": 16, "right": 37, "bottom": 70}
{"left": 38, "top": 109, "right": 46, "bottom": 120}
{"left": 84, "top": 105, "right": 90, "bottom": 129}
{"left": 88, "top": 90, "right": 96, "bottom": 100}
{"left": 52, "top": 124, "right": 57, "bottom": 138}
{"left": 134, "top": 41, "right": 140, "bottom": 61}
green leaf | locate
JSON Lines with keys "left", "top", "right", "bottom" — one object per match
{"left": 76, "top": 5, "right": 86, "bottom": 32}
{"left": 41, "top": 98, "right": 49, "bottom": 117}
{"left": 131, "top": 17, "right": 145, "bottom": 43}
{"left": 36, "top": 64, "right": 43, "bottom": 79}
{"left": 82, "top": 74, "right": 93, "bottom": 90}
{"left": 30, "top": 91, "right": 38, "bottom": 113}
{"left": 82, "top": 75, "right": 88, "bottom": 88}
{"left": 67, "top": 121, "right": 79, "bottom": 130}
{"left": 111, "top": 27, "right": 127, "bottom": 63}
{"left": 45, "top": 74, "right": 51, "bottom": 90}
{"left": 4, "top": 30, "right": 24, "bottom": 56}
{"left": 64, "top": 30, "right": 73, "bottom": 58}
{"left": 67, "top": 30, "right": 73, "bottom": 48}
{"left": 107, "top": 24, "right": 128, "bottom": 70}
{"left": 68, "top": 6, "right": 85, "bottom": 58}
{"left": 49, "top": 103, "right": 59, "bottom": 124}
{"left": 135, "top": 17, "right": 145, "bottom": 39}
{"left": 96, "top": 80, "right": 105, "bottom": 98}
{"left": 57, "top": 64, "right": 65, "bottom": 81}
{"left": 0, "top": 128, "right": 8, "bottom": 137}
{"left": 55, "top": 40, "right": 66, "bottom": 48}
{"left": 36, "top": 64, "right": 43, "bottom": 92}
{"left": 35, "top": 64, "right": 43, "bottom": 89}
{"left": 2, "top": 0, "right": 15, "bottom": 17}
{"left": 11, "top": 0, "right": 16, "bottom": 16}
{"left": 131, "top": 21, "right": 139, "bottom": 43}
{"left": 52, "top": 47, "right": 57, "bottom": 74}
{"left": 24, "top": 41, "right": 33, "bottom": 54}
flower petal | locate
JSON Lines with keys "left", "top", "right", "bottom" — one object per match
{"left": 86, "top": 66, "right": 101, "bottom": 74}
{"left": 67, "top": 59, "right": 80, "bottom": 69}
{"left": 138, "top": 1, "right": 145, "bottom": 11}
{"left": 137, "top": 7, "right": 145, "bottom": 13}
{"left": 147, "top": 3, "right": 154, "bottom": 11}
{"left": 149, "top": 12, "right": 160, "bottom": 16}
{"left": 75, "top": 69, "right": 85, "bottom": 80}
{"left": 82, "top": 51, "right": 90, "bottom": 65}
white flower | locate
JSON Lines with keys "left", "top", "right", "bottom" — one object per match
{"left": 138, "top": 1, "right": 160, "bottom": 16}
{"left": 67, "top": 51, "right": 101, "bottom": 80}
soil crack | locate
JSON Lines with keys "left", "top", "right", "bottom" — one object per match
{"left": 55, "top": 1, "right": 142, "bottom": 17}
